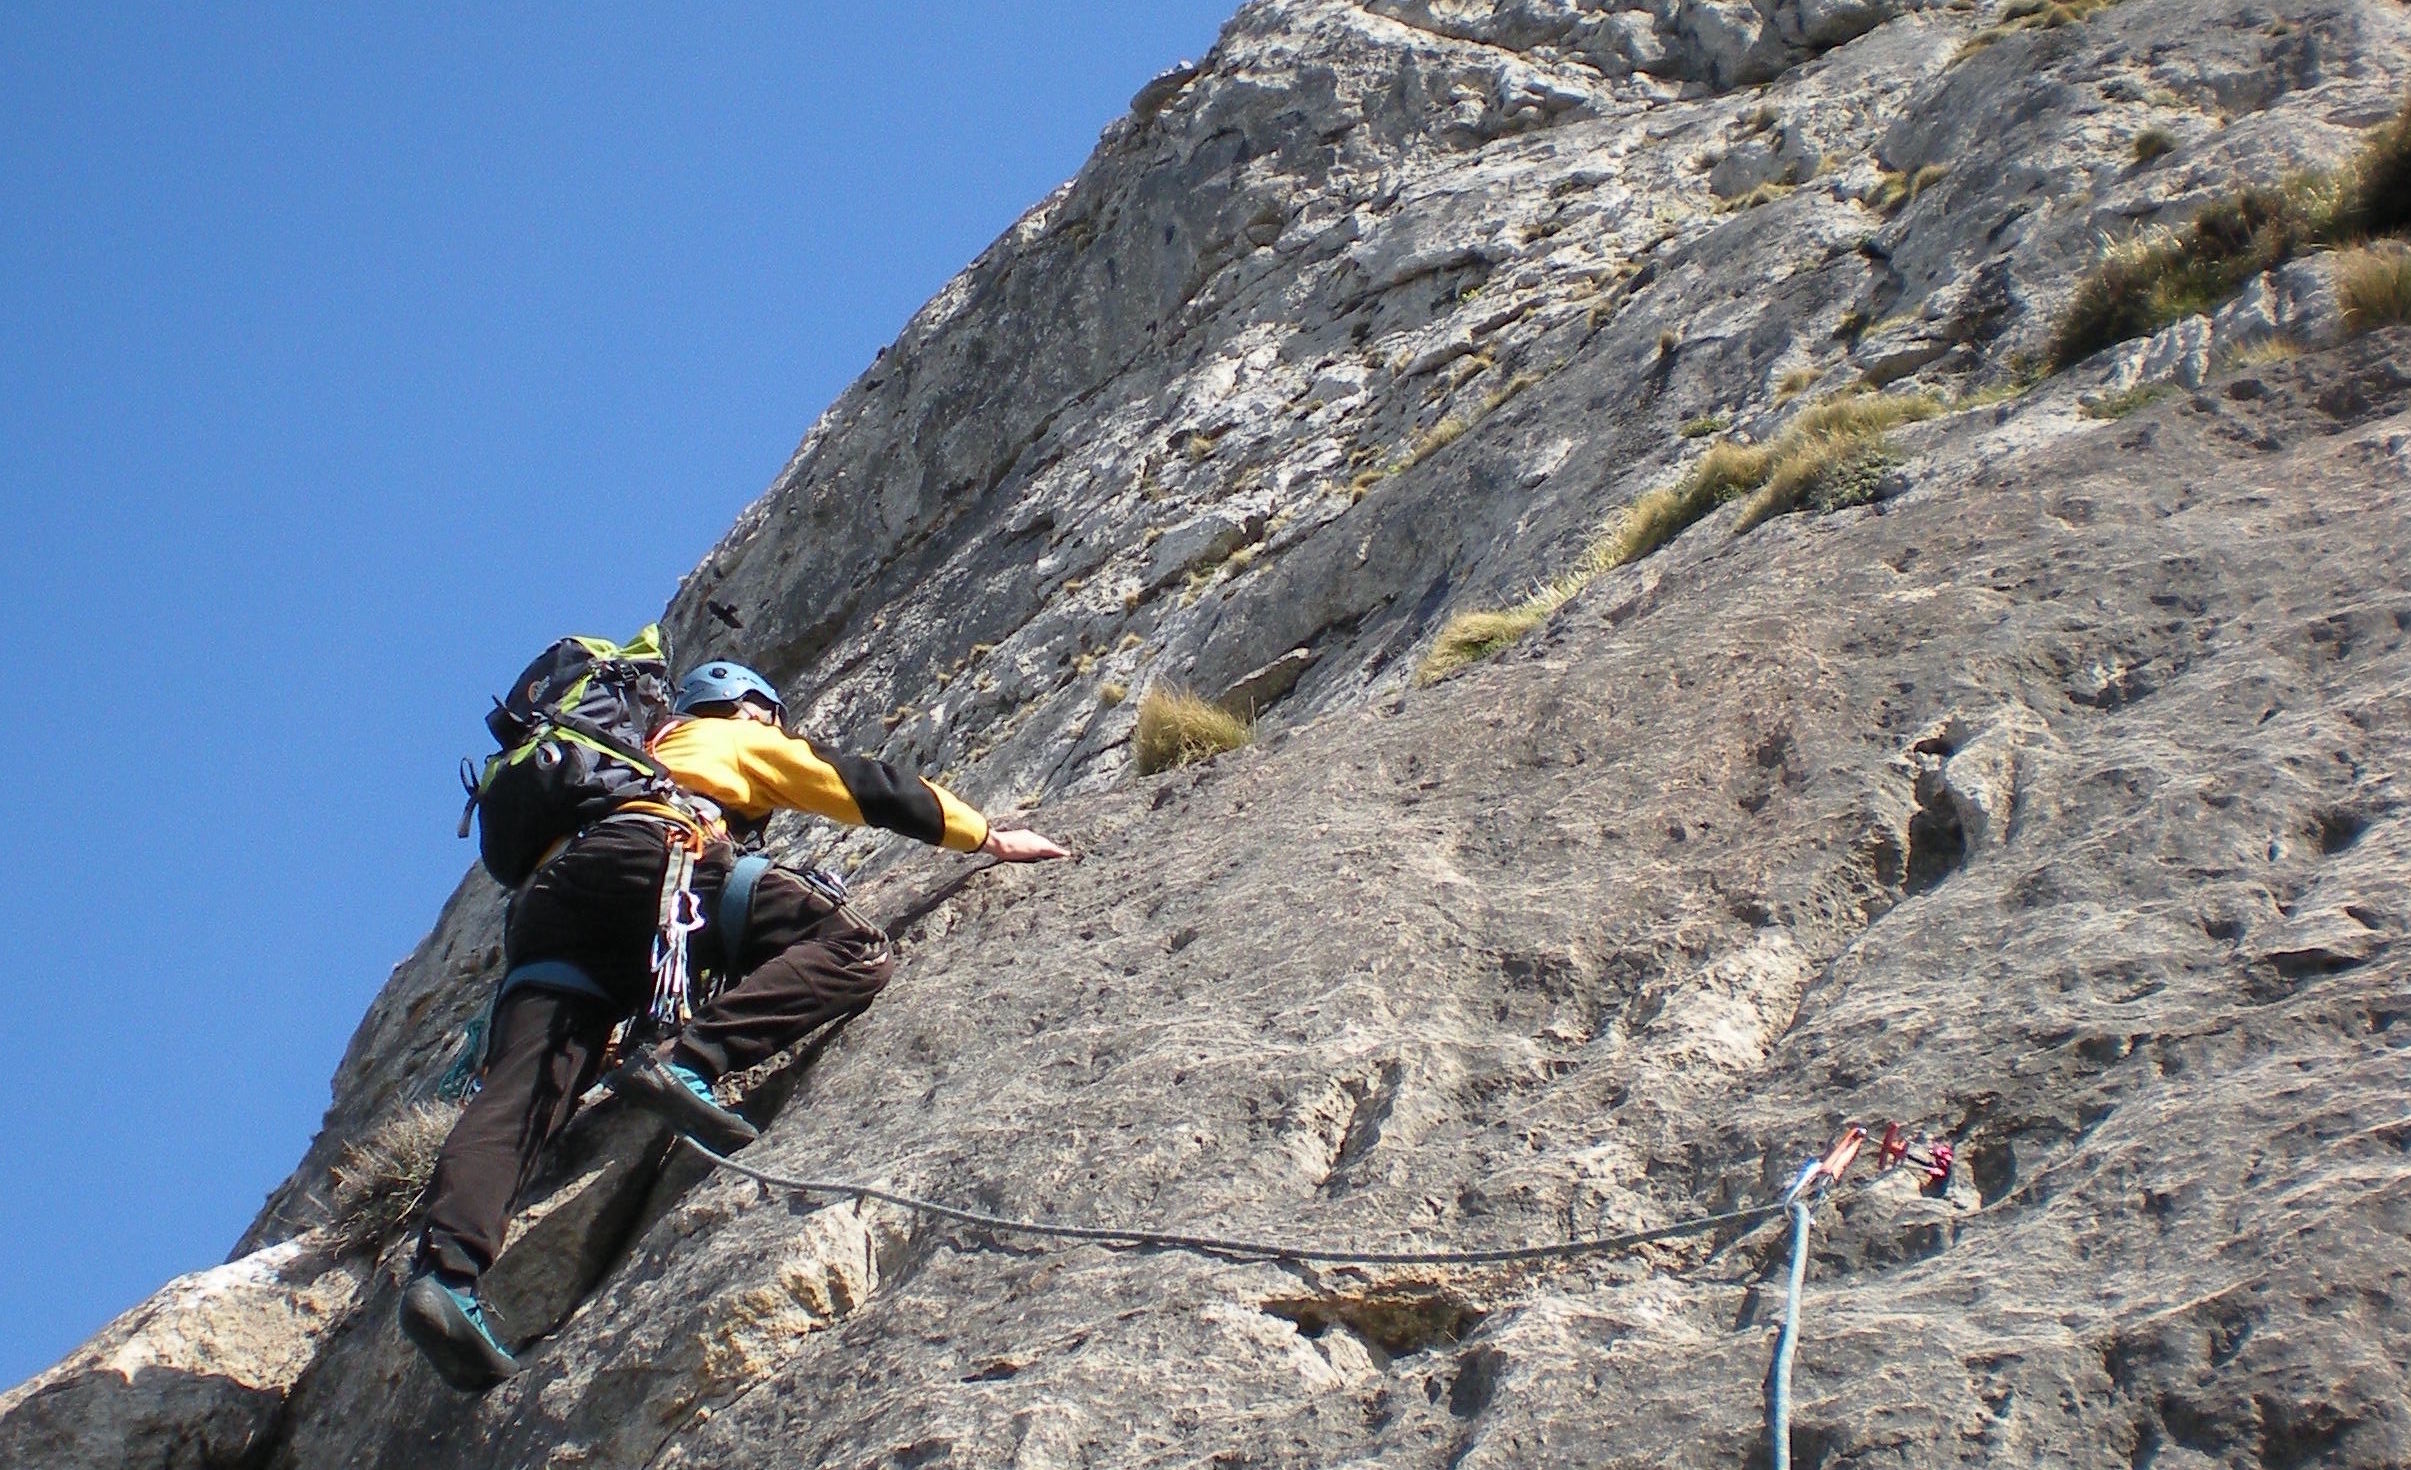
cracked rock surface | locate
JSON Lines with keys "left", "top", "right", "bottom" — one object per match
{"left": 10, "top": 2, "right": 2409, "bottom": 1466}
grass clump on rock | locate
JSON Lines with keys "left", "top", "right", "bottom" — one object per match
{"left": 1731, "top": 391, "right": 1942, "bottom": 531}
{"left": 2335, "top": 244, "right": 2411, "bottom": 333}
{"left": 1957, "top": 0, "right": 2124, "bottom": 60}
{"left": 1415, "top": 391, "right": 1941, "bottom": 681}
{"left": 1133, "top": 687, "right": 1252, "bottom": 774}
{"left": 330, "top": 1100, "right": 460, "bottom": 1251}
{"left": 2341, "top": 100, "right": 2411, "bottom": 239}
{"left": 2082, "top": 383, "right": 2176, "bottom": 420}
{"left": 1419, "top": 602, "right": 1566, "bottom": 682}
{"left": 1870, "top": 164, "right": 1947, "bottom": 214}
{"left": 2049, "top": 97, "right": 2411, "bottom": 368}
{"left": 2047, "top": 175, "right": 2347, "bottom": 369}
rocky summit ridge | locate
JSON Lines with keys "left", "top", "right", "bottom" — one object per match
{"left": 8, "top": 2, "right": 2411, "bottom": 1466}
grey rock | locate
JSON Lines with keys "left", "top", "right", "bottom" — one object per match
{"left": 0, "top": 1237, "right": 365, "bottom": 1470}
{"left": 2139, "top": 311, "right": 2215, "bottom": 390}
{"left": 1143, "top": 509, "right": 1262, "bottom": 589}
{"left": 1127, "top": 61, "right": 1201, "bottom": 124}
{"left": 16, "top": 2, "right": 2411, "bottom": 1467}
{"left": 1214, "top": 645, "right": 1318, "bottom": 717}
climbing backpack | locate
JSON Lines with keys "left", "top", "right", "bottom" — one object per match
{"left": 458, "top": 625, "right": 688, "bottom": 888}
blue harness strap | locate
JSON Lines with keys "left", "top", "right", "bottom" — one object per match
{"left": 719, "top": 854, "right": 774, "bottom": 978}
{"left": 496, "top": 958, "right": 616, "bottom": 1006}
{"left": 438, "top": 959, "right": 615, "bottom": 1099}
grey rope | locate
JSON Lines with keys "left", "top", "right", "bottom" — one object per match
{"left": 689, "top": 1138, "right": 1857, "bottom": 1470}
{"left": 1769, "top": 1195, "right": 1817, "bottom": 1470}
{"left": 684, "top": 1139, "right": 1792, "bottom": 1267}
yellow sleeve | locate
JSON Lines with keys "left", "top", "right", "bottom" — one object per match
{"left": 923, "top": 778, "right": 991, "bottom": 853}
{"left": 651, "top": 718, "right": 988, "bottom": 851}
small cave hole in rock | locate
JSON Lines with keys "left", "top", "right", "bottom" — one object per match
{"left": 1263, "top": 1286, "right": 1487, "bottom": 1358}
{"left": 1904, "top": 775, "right": 1967, "bottom": 895}
{"left": 1970, "top": 1139, "right": 2017, "bottom": 1207}
{"left": 1447, "top": 1347, "right": 1500, "bottom": 1419}
{"left": 2313, "top": 806, "right": 2368, "bottom": 855}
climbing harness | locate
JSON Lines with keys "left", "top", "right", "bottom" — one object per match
{"left": 718, "top": 853, "right": 775, "bottom": 974}
{"left": 434, "top": 959, "right": 624, "bottom": 1100}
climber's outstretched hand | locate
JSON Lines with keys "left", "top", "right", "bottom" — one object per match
{"left": 982, "top": 826, "right": 1072, "bottom": 863}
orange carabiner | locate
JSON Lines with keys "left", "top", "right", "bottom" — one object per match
{"left": 1813, "top": 1125, "right": 1867, "bottom": 1187}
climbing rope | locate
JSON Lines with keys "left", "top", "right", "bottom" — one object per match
{"left": 1769, "top": 1195, "right": 1817, "bottom": 1470}
{"left": 1767, "top": 1126, "right": 1867, "bottom": 1470}
{"left": 684, "top": 1138, "right": 1792, "bottom": 1266}
{"left": 690, "top": 1121, "right": 1921, "bottom": 1467}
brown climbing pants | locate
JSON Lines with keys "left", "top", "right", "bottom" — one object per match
{"left": 415, "top": 819, "right": 892, "bottom": 1279}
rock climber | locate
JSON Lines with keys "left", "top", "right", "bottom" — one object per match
{"left": 398, "top": 659, "right": 1069, "bottom": 1392}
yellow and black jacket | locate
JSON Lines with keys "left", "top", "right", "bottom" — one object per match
{"left": 648, "top": 717, "right": 988, "bottom": 853}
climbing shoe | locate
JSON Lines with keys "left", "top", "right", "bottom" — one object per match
{"left": 398, "top": 1271, "right": 519, "bottom": 1393}
{"left": 606, "top": 1050, "right": 759, "bottom": 1153}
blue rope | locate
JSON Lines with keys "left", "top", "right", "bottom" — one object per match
{"left": 1769, "top": 1193, "right": 1816, "bottom": 1470}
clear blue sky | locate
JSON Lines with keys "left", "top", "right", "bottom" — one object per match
{"left": 0, "top": 2, "right": 1232, "bottom": 1389}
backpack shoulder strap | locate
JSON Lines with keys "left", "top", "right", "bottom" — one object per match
{"left": 539, "top": 707, "right": 671, "bottom": 780}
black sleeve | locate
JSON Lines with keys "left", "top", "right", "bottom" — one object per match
{"left": 805, "top": 737, "right": 947, "bottom": 846}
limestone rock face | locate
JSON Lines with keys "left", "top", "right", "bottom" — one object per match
{"left": 0, "top": 1238, "right": 365, "bottom": 1470}
{"left": 14, "top": 2, "right": 2411, "bottom": 1466}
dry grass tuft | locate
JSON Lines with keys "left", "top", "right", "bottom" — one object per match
{"left": 2048, "top": 175, "right": 2348, "bottom": 369}
{"left": 2131, "top": 127, "right": 2177, "bottom": 165}
{"left": 2221, "top": 335, "right": 2305, "bottom": 371}
{"left": 1418, "top": 603, "right": 1564, "bottom": 683}
{"left": 1415, "top": 434, "right": 1788, "bottom": 682}
{"left": 2338, "top": 96, "right": 2411, "bottom": 239}
{"left": 1413, "top": 387, "right": 1944, "bottom": 681}
{"left": 2336, "top": 243, "right": 2411, "bottom": 334}
{"left": 2081, "top": 382, "right": 2175, "bottom": 420}
{"left": 1957, "top": 0, "right": 2124, "bottom": 59}
{"left": 1731, "top": 392, "right": 1941, "bottom": 531}
{"left": 2051, "top": 96, "right": 2411, "bottom": 368}
{"left": 330, "top": 1100, "right": 460, "bottom": 1251}
{"left": 1098, "top": 681, "right": 1128, "bottom": 708}
{"left": 1720, "top": 180, "right": 1798, "bottom": 213}
{"left": 1775, "top": 367, "right": 1821, "bottom": 402}
{"left": 1870, "top": 164, "right": 1948, "bottom": 214}
{"left": 1595, "top": 481, "right": 1722, "bottom": 570}
{"left": 1133, "top": 687, "right": 1252, "bottom": 774}
{"left": 1349, "top": 363, "right": 1557, "bottom": 499}
{"left": 1482, "top": 371, "right": 1542, "bottom": 414}
{"left": 1399, "top": 414, "right": 1471, "bottom": 470}
{"left": 1688, "top": 440, "right": 1779, "bottom": 503}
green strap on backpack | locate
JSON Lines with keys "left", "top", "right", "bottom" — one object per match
{"left": 459, "top": 625, "right": 688, "bottom": 889}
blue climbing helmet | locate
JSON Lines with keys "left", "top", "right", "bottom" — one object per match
{"left": 675, "top": 661, "right": 786, "bottom": 723}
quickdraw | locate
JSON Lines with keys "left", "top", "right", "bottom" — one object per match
{"left": 1874, "top": 1121, "right": 1955, "bottom": 1186}
{"left": 647, "top": 825, "right": 709, "bottom": 1027}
